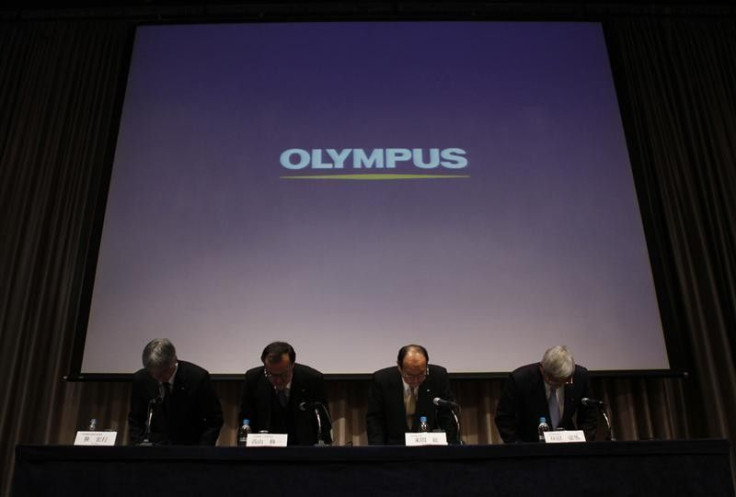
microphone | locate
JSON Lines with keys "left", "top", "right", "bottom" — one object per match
{"left": 582, "top": 398, "right": 615, "bottom": 440}
{"left": 298, "top": 401, "right": 322, "bottom": 411}
{"left": 298, "top": 401, "right": 331, "bottom": 446}
{"left": 433, "top": 397, "right": 460, "bottom": 409}
{"left": 433, "top": 397, "right": 463, "bottom": 444}
{"left": 141, "top": 394, "right": 163, "bottom": 446}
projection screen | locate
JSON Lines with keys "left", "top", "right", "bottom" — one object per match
{"left": 79, "top": 21, "right": 670, "bottom": 375}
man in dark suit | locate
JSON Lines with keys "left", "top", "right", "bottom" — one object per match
{"left": 495, "top": 345, "right": 598, "bottom": 443}
{"left": 239, "top": 341, "right": 332, "bottom": 446}
{"left": 128, "top": 338, "right": 223, "bottom": 445}
{"left": 366, "top": 344, "right": 459, "bottom": 445}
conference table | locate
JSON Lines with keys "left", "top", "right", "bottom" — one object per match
{"left": 13, "top": 439, "right": 735, "bottom": 497}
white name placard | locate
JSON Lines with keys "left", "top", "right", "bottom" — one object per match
{"left": 405, "top": 432, "right": 448, "bottom": 446}
{"left": 74, "top": 431, "right": 117, "bottom": 446}
{"left": 246, "top": 433, "right": 288, "bottom": 447}
{"left": 543, "top": 430, "right": 586, "bottom": 443}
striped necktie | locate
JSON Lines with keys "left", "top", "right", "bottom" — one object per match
{"left": 548, "top": 386, "right": 560, "bottom": 429}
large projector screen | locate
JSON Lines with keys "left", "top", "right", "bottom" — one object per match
{"left": 80, "top": 21, "right": 669, "bottom": 375}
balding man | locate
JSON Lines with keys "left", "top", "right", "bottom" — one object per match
{"left": 495, "top": 345, "right": 598, "bottom": 443}
{"left": 366, "top": 344, "right": 458, "bottom": 445}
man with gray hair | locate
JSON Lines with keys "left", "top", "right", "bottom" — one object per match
{"left": 495, "top": 345, "right": 597, "bottom": 443}
{"left": 128, "top": 338, "right": 223, "bottom": 445}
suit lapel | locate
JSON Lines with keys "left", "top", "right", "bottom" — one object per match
{"left": 562, "top": 370, "right": 578, "bottom": 426}
{"left": 416, "top": 376, "right": 434, "bottom": 415}
{"left": 389, "top": 369, "right": 406, "bottom": 421}
{"left": 289, "top": 366, "right": 307, "bottom": 414}
{"left": 172, "top": 362, "right": 186, "bottom": 401}
{"left": 257, "top": 368, "right": 273, "bottom": 428}
{"left": 291, "top": 366, "right": 307, "bottom": 405}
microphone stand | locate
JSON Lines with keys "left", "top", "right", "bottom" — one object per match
{"left": 313, "top": 406, "right": 327, "bottom": 446}
{"left": 139, "top": 397, "right": 160, "bottom": 446}
{"left": 434, "top": 403, "right": 463, "bottom": 445}
{"left": 300, "top": 401, "right": 332, "bottom": 446}
{"left": 450, "top": 407, "right": 464, "bottom": 445}
{"left": 600, "top": 405, "right": 615, "bottom": 441}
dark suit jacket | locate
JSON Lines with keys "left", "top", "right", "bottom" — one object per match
{"left": 494, "top": 363, "right": 598, "bottom": 443}
{"left": 128, "top": 360, "right": 223, "bottom": 445}
{"left": 366, "top": 364, "right": 458, "bottom": 445}
{"left": 238, "top": 363, "right": 332, "bottom": 446}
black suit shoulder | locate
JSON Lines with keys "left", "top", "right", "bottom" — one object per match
{"left": 372, "top": 366, "right": 400, "bottom": 383}
{"left": 243, "top": 363, "right": 324, "bottom": 384}
{"left": 293, "top": 363, "right": 325, "bottom": 380}
{"left": 371, "top": 365, "right": 450, "bottom": 382}
{"left": 509, "top": 362, "right": 589, "bottom": 383}
{"left": 290, "top": 363, "right": 328, "bottom": 408}
{"left": 130, "top": 362, "right": 211, "bottom": 392}
{"left": 244, "top": 365, "right": 264, "bottom": 381}
{"left": 428, "top": 364, "right": 449, "bottom": 377}
{"left": 573, "top": 364, "right": 590, "bottom": 380}
{"left": 509, "top": 362, "right": 541, "bottom": 382}
{"left": 179, "top": 360, "right": 209, "bottom": 375}
{"left": 177, "top": 360, "right": 211, "bottom": 383}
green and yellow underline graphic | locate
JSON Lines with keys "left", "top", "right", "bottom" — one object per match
{"left": 280, "top": 174, "right": 470, "bottom": 180}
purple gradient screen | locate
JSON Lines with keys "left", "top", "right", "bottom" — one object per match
{"left": 82, "top": 22, "right": 669, "bottom": 374}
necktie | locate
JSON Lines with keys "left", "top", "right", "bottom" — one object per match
{"left": 548, "top": 386, "right": 560, "bottom": 429}
{"left": 404, "top": 389, "right": 416, "bottom": 429}
{"left": 278, "top": 389, "right": 288, "bottom": 408}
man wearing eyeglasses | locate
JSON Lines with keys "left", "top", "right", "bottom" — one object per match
{"left": 239, "top": 341, "right": 332, "bottom": 445}
{"left": 366, "top": 344, "right": 458, "bottom": 445}
{"left": 495, "top": 345, "right": 598, "bottom": 443}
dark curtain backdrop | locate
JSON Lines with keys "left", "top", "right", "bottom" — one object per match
{"left": 1, "top": 15, "right": 735, "bottom": 497}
